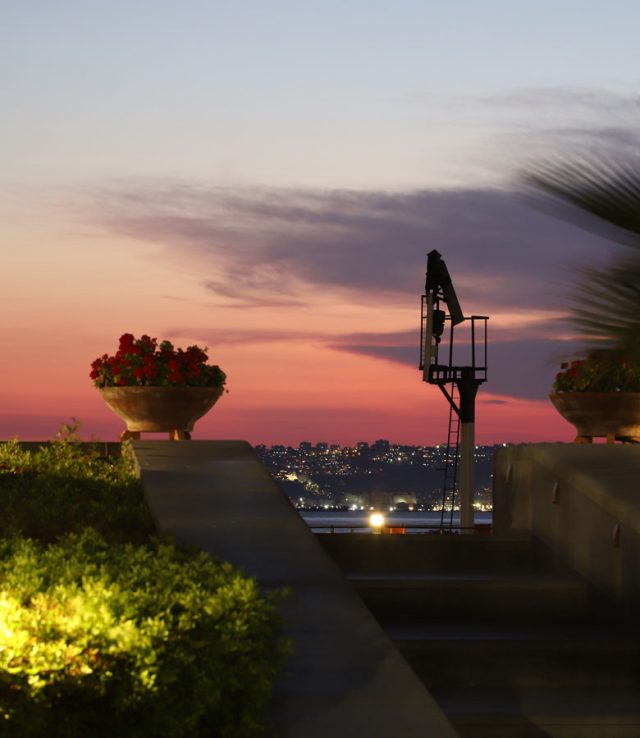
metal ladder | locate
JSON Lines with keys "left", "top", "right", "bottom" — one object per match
{"left": 440, "top": 381, "right": 461, "bottom": 528}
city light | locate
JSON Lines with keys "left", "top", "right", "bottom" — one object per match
{"left": 254, "top": 442, "right": 499, "bottom": 512}
{"left": 369, "top": 512, "right": 385, "bottom": 529}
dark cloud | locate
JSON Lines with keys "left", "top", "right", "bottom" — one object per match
{"left": 413, "top": 87, "right": 640, "bottom": 118}
{"left": 411, "top": 88, "right": 640, "bottom": 157}
{"left": 95, "top": 182, "right": 617, "bottom": 312}
{"left": 533, "top": 126, "right": 640, "bottom": 150}
{"left": 201, "top": 279, "right": 306, "bottom": 308}
{"left": 327, "top": 329, "right": 582, "bottom": 401}
{"left": 158, "top": 317, "right": 583, "bottom": 402}
{"left": 171, "top": 321, "right": 583, "bottom": 402}
{"left": 165, "top": 328, "right": 321, "bottom": 346}
{"left": 501, "top": 126, "right": 640, "bottom": 174}
{"left": 92, "top": 180, "right": 621, "bottom": 402}
{"left": 447, "top": 85, "right": 640, "bottom": 184}
{"left": 481, "top": 87, "right": 640, "bottom": 116}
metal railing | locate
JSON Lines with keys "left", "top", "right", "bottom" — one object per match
{"left": 311, "top": 523, "right": 492, "bottom": 535}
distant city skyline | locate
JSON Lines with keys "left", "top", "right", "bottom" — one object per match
{"left": 255, "top": 439, "right": 505, "bottom": 451}
{"left": 254, "top": 438, "right": 497, "bottom": 511}
{"left": 2, "top": 2, "right": 639, "bottom": 444}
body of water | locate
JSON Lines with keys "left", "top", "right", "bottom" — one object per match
{"left": 299, "top": 510, "right": 492, "bottom": 533}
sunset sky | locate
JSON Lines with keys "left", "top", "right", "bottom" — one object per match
{"left": 2, "top": 1, "right": 640, "bottom": 445}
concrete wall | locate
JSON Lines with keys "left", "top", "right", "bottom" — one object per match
{"left": 494, "top": 444, "right": 640, "bottom": 605}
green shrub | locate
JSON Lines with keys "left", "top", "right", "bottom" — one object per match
{"left": 0, "top": 439, "right": 154, "bottom": 543}
{"left": 0, "top": 434, "right": 289, "bottom": 737}
{"left": 0, "top": 530, "right": 285, "bottom": 738}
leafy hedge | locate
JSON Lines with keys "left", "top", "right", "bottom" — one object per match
{"left": 0, "top": 437, "right": 288, "bottom": 737}
{"left": 0, "top": 438, "right": 153, "bottom": 543}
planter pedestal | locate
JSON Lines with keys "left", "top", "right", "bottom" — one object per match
{"left": 121, "top": 429, "right": 192, "bottom": 441}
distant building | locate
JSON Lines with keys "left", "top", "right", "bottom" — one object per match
{"left": 371, "top": 439, "right": 390, "bottom": 456}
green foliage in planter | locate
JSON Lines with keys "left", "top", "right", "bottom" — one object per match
{"left": 0, "top": 438, "right": 153, "bottom": 543}
{"left": 0, "top": 530, "right": 286, "bottom": 738}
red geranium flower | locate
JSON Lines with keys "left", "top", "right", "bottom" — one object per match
{"left": 119, "top": 333, "right": 135, "bottom": 350}
{"left": 91, "top": 334, "right": 226, "bottom": 390}
{"left": 144, "top": 364, "right": 159, "bottom": 380}
{"left": 553, "top": 349, "right": 640, "bottom": 393}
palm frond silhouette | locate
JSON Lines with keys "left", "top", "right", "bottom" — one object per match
{"left": 526, "top": 155, "right": 640, "bottom": 357}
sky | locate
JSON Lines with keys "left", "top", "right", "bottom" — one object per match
{"left": 2, "top": 1, "right": 640, "bottom": 445}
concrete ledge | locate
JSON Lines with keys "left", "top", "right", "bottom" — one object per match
{"left": 494, "top": 443, "right": 640, "bottom": 604}
{"left": 132, "top": 440, "right": 458, "bottom": 738}
{"left": 3, "top": 440, "right": 122, "bottom": 457}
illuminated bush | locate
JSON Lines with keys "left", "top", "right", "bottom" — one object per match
{"left": 0, "top": 530, "right": 285, "bottom": 738}
{"left": 0, "top": 438, "right": 288, "bottom": 737}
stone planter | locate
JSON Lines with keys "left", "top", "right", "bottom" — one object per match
{"left": 549, "top": 391, "right": 640, "bottom": 443}
{"left": 100, "top": 386, "right": 224, "bottom": 440}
